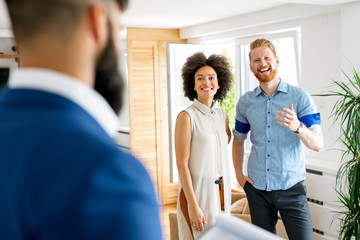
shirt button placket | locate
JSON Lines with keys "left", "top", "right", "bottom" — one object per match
{"left": 265, "top": 98, "right": 271, "bottom": 189}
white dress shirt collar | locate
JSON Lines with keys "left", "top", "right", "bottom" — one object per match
{"left": 8, "top": 68, "right": 119, "bottom": 138}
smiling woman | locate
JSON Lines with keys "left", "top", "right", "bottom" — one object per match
{"left": 193, "top": 65, "right": 220, "bottom": 106}
{"left": 174, "top": 52, "right": 233, "bottom": 240}
{"left": 167, "top": 43, "right": 236, "bottom": 185}
{"left": 182, "top": 52, "right": 232, "bottom": 103}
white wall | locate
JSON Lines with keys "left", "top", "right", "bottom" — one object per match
{"left": 180, "top": 3, "right": 347, "bottom": 163}
{"left": 299, "top": 13, "right": 342, "bottom": 162}
{"left": 341, "top": 1, "right": 360, "bottom": 71}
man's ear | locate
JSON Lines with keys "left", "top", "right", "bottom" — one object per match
{"left": 87, "top": 3, "right": 108, "bottom": 49}
{"left": 249, "top": 63, "right": 254, "bottom": 73}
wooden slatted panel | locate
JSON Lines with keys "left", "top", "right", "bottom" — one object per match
{"left": 128, "top": 40, "right": 159, "bottom": 198}
{"left": 127, "top": 28, "right": 184, "bottom": 41}
{"left": 127, "top": 28, "right": 187, "bottom": 204}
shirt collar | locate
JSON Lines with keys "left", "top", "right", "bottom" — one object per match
{"left": 254, "top": 79, "right": 289, "bottom": 97}
{"left": 254, "top": 87, "right": 263, "bottom": 96}
{"left": 277, "top": 79, "right": 289, "bottom": 93}
{"left": 8, "top": 68, "right": 120, "bottom": 138}
{"left": 193, "top": 98, "right": 216, "bottom": 115}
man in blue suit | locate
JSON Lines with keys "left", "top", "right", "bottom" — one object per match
{"left": 0, "top": 0, "right": 162, "bottom": 239}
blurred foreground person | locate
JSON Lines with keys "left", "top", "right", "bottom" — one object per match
{"left": 0, "top": 0, "right": 162, "bottom": 239}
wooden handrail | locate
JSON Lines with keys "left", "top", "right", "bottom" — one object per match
{"left": 0, "top": 54, "right": 19, "bottom": 58}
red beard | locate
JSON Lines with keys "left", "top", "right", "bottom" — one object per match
{"left": 254, "top": 66, "right": 277, "bottom": 83}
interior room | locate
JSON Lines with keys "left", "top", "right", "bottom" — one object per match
{"left": 1, "top": 0, "right": 360, "bottom": 239}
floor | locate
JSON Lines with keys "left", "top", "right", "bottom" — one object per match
{"left": 160, "top": 203, "right": 177, "bottom": 240}
{"left": 159, "top": 185, "right": 246, "bottom": 240}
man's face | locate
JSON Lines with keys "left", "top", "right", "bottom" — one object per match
{"left": 250, "top": 46, "right": 279, "bottom": 83}
{"left": 94, "top": 6, "right": 123, "bottom": 115}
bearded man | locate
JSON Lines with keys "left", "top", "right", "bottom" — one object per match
{"left": 232, "top": 38, "right": 323, "bottom": 240}
{"left": 0, "top": 0, "right": 162, "bottom": 239}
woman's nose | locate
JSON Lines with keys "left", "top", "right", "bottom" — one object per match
{"left": 203, "top": 78, "right": 211, "bottom": 84}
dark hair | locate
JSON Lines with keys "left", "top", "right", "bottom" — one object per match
{"left": 5, "top": 0, "right": 128, "bottom": 44}
{"left": 182, "top": 52, "right": 232, "bottom": 102}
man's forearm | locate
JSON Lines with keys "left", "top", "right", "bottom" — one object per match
{"left": 297, "top": 126, "right": 324, "bottom": 152}
{"left": 232, "top": 138, "right": 245, "bottom": 177}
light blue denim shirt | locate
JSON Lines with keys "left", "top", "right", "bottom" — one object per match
{"left": 233, "top": 80, "right": 321, "bottom": 191}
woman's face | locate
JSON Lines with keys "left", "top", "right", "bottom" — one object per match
{"left": 193, "top": 66, "right": 220, "bottom": 102}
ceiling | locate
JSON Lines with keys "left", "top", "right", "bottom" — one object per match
{"left": 121, "top": 0, "right": 284, "bottom": 28}
{"left": 122, "top": 0, "right": 359, "bottom": 28}
{"left": 0, "top": 0, "right": 358, "bottom": 31}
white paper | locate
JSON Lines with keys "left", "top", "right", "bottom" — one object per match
{"left": 198, "top": 213, "right": 285, "bottom": 240}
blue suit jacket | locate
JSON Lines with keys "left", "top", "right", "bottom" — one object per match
{"left": 0, "top": 87, "right": 162, "bottom": 239}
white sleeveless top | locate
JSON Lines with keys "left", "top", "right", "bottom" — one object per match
{"left": 177, "top": 99, "right": 231, "bottom": 240}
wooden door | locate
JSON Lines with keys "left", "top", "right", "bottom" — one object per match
{"left": 128, "top": 39, "right": 159, "bottom": 197}
{"left": 127, "top": 28, "right": 186, "bottom": 204}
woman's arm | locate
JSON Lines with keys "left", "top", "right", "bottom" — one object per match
{"left": 175, "top": 111, "right": 206, "bottom": 232}
{"left": 225, "top": 113, "right": 232, "bottom": 144}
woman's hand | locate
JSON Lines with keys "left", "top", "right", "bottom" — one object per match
{"left": 189, "top": 204, "right": 207, "bottom": 232}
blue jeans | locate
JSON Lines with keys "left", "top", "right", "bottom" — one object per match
{"left": 244, "top": 181, "right": 313, "bottom": 240}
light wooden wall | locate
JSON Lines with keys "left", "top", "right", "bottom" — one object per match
{"left": 127, "top": 28, "right": 186, "bottom": 204}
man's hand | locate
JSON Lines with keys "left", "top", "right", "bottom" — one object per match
{"left": 236, "top": 173, "right": 254, "bottom": 188}
{"left": 275, "top": 104, "right": 301, "bottom": 132}
{"left": 275, "top": 104, "right": 323, "bottom": 151}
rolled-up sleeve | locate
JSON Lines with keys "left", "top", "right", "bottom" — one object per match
{"left": 232, "top": 99, "right": 250, "bottom": 139}
{"left": 297, "top": 89, "right": 322, "bottom": 134}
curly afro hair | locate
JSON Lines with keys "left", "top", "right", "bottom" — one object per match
{"left": 182, "top": 52, "right": 232, "bottom": 102}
